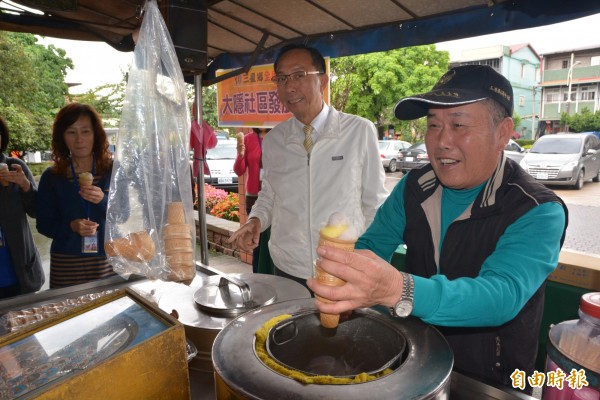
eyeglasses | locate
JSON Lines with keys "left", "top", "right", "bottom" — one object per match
{"left": 271, "top": 71, "right": 323, "bottom": 85}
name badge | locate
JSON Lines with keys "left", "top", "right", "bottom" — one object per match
{"left": 332, "top": 156, "right": 343, "bottom": 161}
{"left": 259, "top": 168, "right": 265, "bottom": 181}
{"left": 82, "top": 233, "right": 99, "bottom": 254}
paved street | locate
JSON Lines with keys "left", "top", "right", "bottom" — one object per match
{"left": 384, "top": 171, "right": 600, "bottom": 256}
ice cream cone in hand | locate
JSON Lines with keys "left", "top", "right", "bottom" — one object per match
{"left": 0, "top": 163, "right": 9, "bottom": 187}
{"left": 315, "top": 264, "right": 347, "bottom": 328}
{"left": 315, "top": 212, "right": 358, "bottom": 328}
{"left": 236, "top": 132, "right": 245, "bottom": 156}
{"left": 78, "top": 172, "right": 94, "bottom": 186}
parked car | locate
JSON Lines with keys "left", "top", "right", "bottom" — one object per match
{"left": 204, "top": 140, "right": 238, "bottom": 192}
{"left": 215, "top": 130, "right": 230, "bottom": 141}
{"left": 398, "top": 142, "right": 429, "bottom": 173}
{"left": 504, "top": 139, "right": 527, "bottom": 163}
{"left": 519, "top": 133, "right": 600, "bottom": 190}
{"left": 378, "top": 140, "right": 411, "bottom": 172}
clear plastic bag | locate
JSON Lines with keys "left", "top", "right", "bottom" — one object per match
{"left": 105, "top": 0, "right": 196, "bottom": 283}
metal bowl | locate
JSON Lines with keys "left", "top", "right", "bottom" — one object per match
{"left": 213, "top": 298, "right": 454, "bottom": 399}
{"left": 266, "top": 311, "right": 405, "bottom": 378}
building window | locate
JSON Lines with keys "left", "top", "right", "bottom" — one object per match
{"left": 519, "top": 96, "right": 525, "bottom": 107}
{"left": 563, "top": 91, "right": 577, "bottom": 102}
{"left": 581, "top": 86, "right": 596, "bottom": 101}
{"left": 461, "top": 59, "right": 500, "bottom": 72}
{"left": 521, "top": 64, "right": 525, "bottom": 78}
{"left": 591, "top": 56, "right": 600, "bottom": 66}
{"left": 546, "top": 89, "right": 560, "bottom": 103}
{"left": 562, "top": 60, "right": 569, "bottom": 69}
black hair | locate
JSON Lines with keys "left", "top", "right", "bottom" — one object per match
{"left": 274, "top": 44, "right": 326, "bottom": 74}
{"left": 0, "top": 116, "right": 9, "bottom": 153}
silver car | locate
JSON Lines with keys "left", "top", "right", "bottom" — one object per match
{"left": 378, "top": 140, "right": 411, "bottom": 173}
{"left": 204, "top": 140, "right": 239, "bottom": 192}
{"left": 519, "top": 133, "right": 600, "bottom": 190}
{"left": 504, "top": 139, "right": 526, "bottom": 163}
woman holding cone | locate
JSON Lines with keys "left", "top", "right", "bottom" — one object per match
{"left": 37, "top": 103, "right": 116, "bottom": 288}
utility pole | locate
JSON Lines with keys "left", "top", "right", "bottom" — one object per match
{"left": 566, "top": 53, "right": 581, "bottom": 117}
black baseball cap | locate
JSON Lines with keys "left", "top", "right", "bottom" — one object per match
{"left": 394, "top": 65, "right": 514, "bottom": 120}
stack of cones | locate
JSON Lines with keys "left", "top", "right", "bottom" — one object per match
{"left": 315, "top": 232, "right": 356, "bottom": 328}
{"left": 163, "top": 202, "right": 195, "bottom": 284}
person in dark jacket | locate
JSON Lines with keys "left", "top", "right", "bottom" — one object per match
{"left": 37, "top": 103, "right": 116, "bottom": 288}
{"left": 0, "top": 116, "right": 44, "bottom": 298}
{"left": 308, "top": 65, "right": 568, "bottom": 393}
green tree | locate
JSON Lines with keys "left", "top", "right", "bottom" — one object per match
{"left": 561, "top": 108, "right": 600, "bottom": 132}
{"left": 72, "top": 77, "right": 127, "bottom": 126}
{"left": 82, "top": 75, "right": 219, "bottom": 130}
{"left": 512, "top": 111, "right": 522, "bottom": 134}
{"left": 187, "top": 84, "right": 218, "bottom": 128}
{"left": 330, "top": 45, "right": 450, "bottom": 140}
{"left": 0, "top": 32, "right": 72, "bottom": 153}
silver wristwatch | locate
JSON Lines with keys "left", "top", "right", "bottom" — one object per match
{"left": 390, "top": 272, "right": 414, "bottom": 318}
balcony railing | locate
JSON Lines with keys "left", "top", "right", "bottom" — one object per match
{"left": 542, "top": 65, "right": 600, "bottom": 84}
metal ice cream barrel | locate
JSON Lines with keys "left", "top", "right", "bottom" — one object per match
{"left": 134, "top": 270, "right": 310, "bottom": 373}
{"left": 212, "top": 298, "right": 453, "bottom": 399}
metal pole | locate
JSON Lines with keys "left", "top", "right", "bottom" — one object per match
{"left": 531, "top": 86, "right": 536, "bottom": 140}
{"left": 566, "top": 53, "right": 580, "bottom": 117}
{"left": 566, "top": 54, "right": 581, "bottom": 131}
{"left": 194, "top": 74, "right": 210, "bottom": 265}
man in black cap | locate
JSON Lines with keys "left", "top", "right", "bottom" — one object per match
{"left": 308, "top": 65, "right": 568, "bottom": 392}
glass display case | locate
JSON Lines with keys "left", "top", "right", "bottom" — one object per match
{"left": 0, "top": 289, "right": 190, "bottom": 400}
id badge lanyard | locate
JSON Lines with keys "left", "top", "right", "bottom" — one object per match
{"left": 70, "top": 158, "right": 98, "bottom": 254}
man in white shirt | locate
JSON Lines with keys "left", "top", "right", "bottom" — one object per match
{"left": 228, "top": 44, "right": 387, "bottom": 284}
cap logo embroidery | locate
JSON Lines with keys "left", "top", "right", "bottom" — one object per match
{"left": 490, "top": 86, "right": 511, "bottom": 102}
{"left": 430, "top": 91, "right": 460, "bottom": 98}
{"left": 434, "top": 69, "right": 456, "bottom": 88}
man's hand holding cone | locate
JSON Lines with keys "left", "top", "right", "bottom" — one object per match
{"left": 314, "top": 212, "right": 358, "bottom": 328}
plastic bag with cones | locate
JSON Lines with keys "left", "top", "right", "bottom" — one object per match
{"left": 104, "top": 0, "right": 196, "bottom": 284}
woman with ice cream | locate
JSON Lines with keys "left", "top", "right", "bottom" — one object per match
{"left": 0, "top": 116, "right": 44, "bottom": 298}
{"left": 37, "top": 103, "right": 116, "bottom": 288}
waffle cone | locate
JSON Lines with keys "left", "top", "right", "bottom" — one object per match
{"left": 165, "top": 250, "right": 194, "bottom": 264}
{"left": 317, "top": 308, "right": 340, "bottom": 328}
{"left": 104, "top": 231, "right": 155, "bottom": 262}
{"left": 315, "top": 265, "right": 345, "bottom": 328}
{"left": 163, "top": 232, "right": 192, "bottom": 241}
{"left": 166, "top": 262, "right": 195, "bottom": 285}
{"left": 315, "top": 265, "right": 345, "bottom": 287}
{"left": 78, "top": 172, "right": 94, "bottom": 186}
{"left": 163, "top": 223, "right": 192, "bottom": 239}
{"left": 0, "top": 164, "right": 8, "bottom": 187}
{"left": 167, "top": 202, "right": 186, "bottom": 224}
{"left": 164, "top": 237, "right": 193, "bottom": 252}
{"left": 318, "top": 233, "right": 356, "bottom": 252}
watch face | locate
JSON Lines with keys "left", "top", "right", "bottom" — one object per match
{"left": 395, "top": 300, "right": 412, "bottom": 317}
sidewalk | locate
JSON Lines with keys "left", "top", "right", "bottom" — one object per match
{"left": 205, "top": 250, "right": 252, "bottom": 275}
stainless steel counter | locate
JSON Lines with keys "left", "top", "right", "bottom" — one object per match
{"left": 188, "top": 369, "right": 538, "bottom": 400}
{"left": 0, "top": 272, "right": 538, "bottom": 400}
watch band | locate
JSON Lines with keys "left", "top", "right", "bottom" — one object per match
{"left": 389, "top": 272, "right": 414, "bottom": 318}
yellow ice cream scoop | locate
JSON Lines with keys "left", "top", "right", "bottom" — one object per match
{"left": 320, "top": 224, "right": 348, "bottom": 239}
